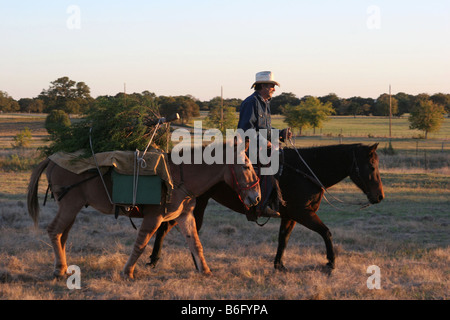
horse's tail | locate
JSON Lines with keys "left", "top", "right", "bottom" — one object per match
{"left": 27, "top": 158, "right": 50, "bottom": 228}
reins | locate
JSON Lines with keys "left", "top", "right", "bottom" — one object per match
{"left": 285, "top": 138, "right": 371, "bottom": 211}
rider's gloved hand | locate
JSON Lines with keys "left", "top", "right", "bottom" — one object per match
{"left": 279, "top": 128, "right": 292, "bottom": 142}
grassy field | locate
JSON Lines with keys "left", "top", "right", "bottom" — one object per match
{"left": 0, "top": 171, "right": 448, "bottom": 300}
{"left": 0, "top": 113, "right": 449, "bottom": 300}
{"left": 272, "top": 115, "right": 450, "bottom": 140}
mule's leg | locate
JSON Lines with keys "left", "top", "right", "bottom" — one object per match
{"left": 60, "top": 218, "right": 76, "bottom": 258}
{"left": 147, "top": 220, "right": 178, "bottom": 268}
{"left": 123, "top": 212, "right": 163, "bottom": 279}
{"left": 47, "top": 201, "right": 83, "bottom": 278}
{"left": 299, "top": 211, "right": 335, "bottom": 269}
{"left": 274, "top": 218, "right": 297, "bottom": 271}
{"left": 147, "top": 194, "right": 209, "bottom": 268}
{"left": 175, "top": 208, "right": 211, "bottom": 275}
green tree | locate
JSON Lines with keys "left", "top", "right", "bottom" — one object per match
{"left": 430, "top": 93, "right": 450, "bottom": 114}
{"left": 302, "top": 96, "right": 335, "bottom": 133}
{"left": 205, "top": 104, "right": 238, "bottom": 134}
{"left": 282, "top": 97, "right": 334, "bottom": 135}
{"left": 0, "top": 91, "right": 20, "bottom": 112}
{"left": 39, "top": 77, "right": 93, "bottom": 114}
{"left": 157, "top": 95, "right": 200, "bottom": 125}
{"left": 18, "top": 98, "right": 45, "bottom": 113}
{"left": 319, "top": 93, "right": 341, "bottom": 115}
{"left": 409, "top": 99, "right": 446, "bottom": 139}
{"left": 282, "top": 104, "right": 311, "bottom": 135}
{"left": 207, "top": 97, "right": 242, "bottom": 112}
{"left": 338, "top": 97, "right": 372, "bottom": 116}
{"left": 394, "top": 92, "right": 414, "bottom": 116}
{"left": 45, "top": 110, "right": 71, "bottom": 136}
{"left": 373, "top": 94, "right": 398, "bottom": 116}
{"left": 270, "top": 92, "right": 300, "bottom": 114}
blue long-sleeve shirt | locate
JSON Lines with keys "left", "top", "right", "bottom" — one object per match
{"left": 237, "top": 92, "right": 272, "bottom": 139}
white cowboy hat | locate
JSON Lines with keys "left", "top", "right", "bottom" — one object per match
{"left": 251, "top": 71, "right": 280, "bottom": 89}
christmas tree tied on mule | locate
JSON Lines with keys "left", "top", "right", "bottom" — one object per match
{"left": 43, "top": 95, "right": 175, "bottom": 158}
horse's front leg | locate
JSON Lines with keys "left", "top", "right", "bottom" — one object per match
{"left": 123, "top": 208, "right": 163, "bottom": 280}
{"left": 299, "top": 211, "right": 335, "bottom": 269}
{"left": 175, "top": 202, "right": 212, "bottom": 276}
{"left": 275, "top": 217, "right": 296, "bottom": 271}
{"left": 147, "top": 220, "right": 178, "bottom": 268}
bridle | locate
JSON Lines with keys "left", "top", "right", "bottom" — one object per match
{"left": 349, "top": 149, "right": 371, "bottom": 198}
{"left": 228, "top": 163, "right": 260, "bottom": 210}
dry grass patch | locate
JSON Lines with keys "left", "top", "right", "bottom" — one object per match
{"left": 0, "top": 151, "right": 448, "bottom": 300}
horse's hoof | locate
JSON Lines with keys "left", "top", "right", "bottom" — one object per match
{"left": 121, "top": 269, "right": 135, "bottom": 281}
{"left": 121, "top": 272, "right": 135, "bottom": 281}
{"left": 53, "top": 270, "right": 68, "bottom": 280}
{"left": 146, "top": 259, "right": 159, "bottom": 269}
{"left": 274, "top": 263, "right": 288, "bottom": 272}
{"left": 203, "top": 270, "right": 213, "bottom": 276}
{"left": 323, "top": 262, "right": 335, "bottom": 276}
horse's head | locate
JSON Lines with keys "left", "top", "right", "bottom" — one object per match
{"left": 225, "top": 144, "right": 261, "bottom": 208}
{"left": 349, "top": 144, "right": 385, "bottom": 204}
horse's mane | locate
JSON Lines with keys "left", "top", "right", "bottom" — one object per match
{"left": 284, "top": 143, "right": 362, "bottom": 158}
{"left": 281, "top": 144, "right": 375, "bottom": 169}
{"left": 294, "top": 143, "right": 362, "bottom": 151}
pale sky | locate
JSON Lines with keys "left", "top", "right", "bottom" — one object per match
{"left": 1, "top": 0, "right": 449, "bottom": 101}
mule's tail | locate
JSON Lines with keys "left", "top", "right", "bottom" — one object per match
{"left": 27, "top": 158, "right": 50, "bottom": 228}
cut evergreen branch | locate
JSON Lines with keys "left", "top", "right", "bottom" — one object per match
{"left": 42, "top": 94, "right": 168, "bottom": 157}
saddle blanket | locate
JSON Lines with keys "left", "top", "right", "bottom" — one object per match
{"left": 48, "top": 150, "right": 174, "bottom": 194}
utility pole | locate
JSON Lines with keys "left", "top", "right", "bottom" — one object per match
{"left": 124, "top": 83, "right": 127, "bottom": 107}
{"left": 389, "top": 84, "right": 392, "bottom": 141}
{"left": 220, "top": 86, "right": 224, "bottom": 132}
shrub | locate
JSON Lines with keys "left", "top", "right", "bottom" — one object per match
{"left": 11, "top": 127, "right": 32, "bottom": 149}
{"left": 0, "top": 150, "right": 43, "bottom": 171}
{"left": 45, "top": 110, "right": 71, "bottom": 135}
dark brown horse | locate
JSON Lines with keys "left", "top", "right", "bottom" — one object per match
{"left": 27, "top": 144, "right": 261, "bottom": 279}
{"left": 147, "top": 143, "right": 384, "bottom": 271}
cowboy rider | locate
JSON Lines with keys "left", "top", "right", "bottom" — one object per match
{"left": 238, "top": 71, "right": 292, "bottom": 220}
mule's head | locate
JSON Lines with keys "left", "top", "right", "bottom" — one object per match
{"left": 349, "top": 144, "right": 385, "bottom": 204}
{"left": 225, "top": 145, "right": 261, "bottom": 208}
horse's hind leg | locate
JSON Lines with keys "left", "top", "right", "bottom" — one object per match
{"left": 47, "top": 201, "right": 84, "bottom": 278}
{"left": 176, "top": 209, "right": 211, "bottom": 275}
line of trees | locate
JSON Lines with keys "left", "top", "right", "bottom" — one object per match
{"left": 270, "top": 92, "right": 450, "bottom": 117}
{"left": 2, "top": 77, "right": 449, "bottom": 117}
{"left": 1, "top": 77, "right": 449, "bottom": 138}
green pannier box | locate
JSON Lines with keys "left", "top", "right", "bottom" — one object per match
{"left": 111, "top": 170, "right": 162, "bottom": 205}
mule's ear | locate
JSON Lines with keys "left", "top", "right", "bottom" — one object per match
{"left": 369, "top": 143, "right": 379, "bottom": 153}
{"left": 244, "top": 138, "right": 250, "bottom": 153}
